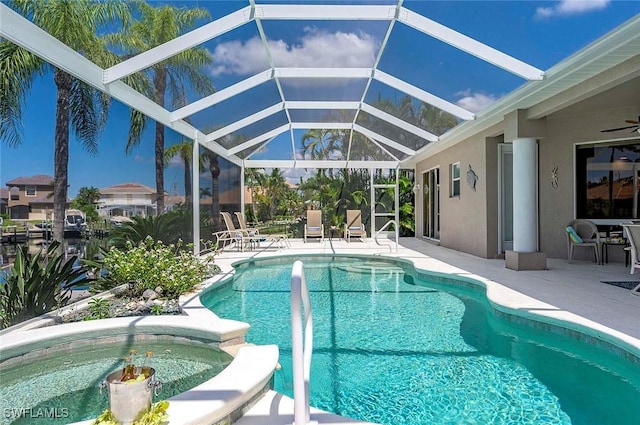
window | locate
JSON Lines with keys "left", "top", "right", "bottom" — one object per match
{"left": 576, "top": 140, "right": 640, "bottom": 219}
{"left": 25, "top": 186, "right": 36, "bottom": 197}
{"left": 450, "top": 162, "right": 460, "bottom": 197}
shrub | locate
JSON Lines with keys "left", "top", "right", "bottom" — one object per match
{"left": 108, "top": 213, "right": 183, "bottom": 249}
{"left": 100, "top": 236, "right": 215, "bottom": 299}
{"left": 0, "top": 241, "right": 91, "bottom": 328}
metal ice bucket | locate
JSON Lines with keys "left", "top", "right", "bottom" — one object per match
{"left": 100, "top": 367, "right": 162, "bottom": 425}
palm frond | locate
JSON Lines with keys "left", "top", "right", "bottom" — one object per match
{"left": 69, "top": 78, "right": 106, "bottom": 155}
{"left": 0, "top": 41, "right": 45, "bottom": 147}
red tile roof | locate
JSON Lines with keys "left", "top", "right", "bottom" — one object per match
{"left": 6, "top": 174, "right": 54, "bottom": 186}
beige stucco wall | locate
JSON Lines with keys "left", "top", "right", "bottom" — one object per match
{"left": 416, "top": 125, "right": 502, "bottom": 258}
{"left": 416, "top": 104, "right": 638, "bottom": 261}
{"left": 540, "top": 105, "right": 639, "bottom": 260}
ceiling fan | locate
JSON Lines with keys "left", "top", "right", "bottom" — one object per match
{"left": 601, "top": 116, "right": 640, "bottom": 133}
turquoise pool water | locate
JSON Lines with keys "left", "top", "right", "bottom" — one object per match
{"left": 200, "top": 256, "right": 640, "bottom": 425}
{"left": 0, "top": 340, "right": 232, "bottom": 424}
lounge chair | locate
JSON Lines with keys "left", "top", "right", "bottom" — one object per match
{"left": 235, "top": 211, "right": 290, "bottom": 249}
{"left": 566, "top": 219, "right": 600, "bottom": 264}
{"left": 234, "top": 212, "right": 260, "bottom": 237}
{"left": 344, "top": 210, "right": 366, "bottom": 242}
{"left": 304, "top": 210, "right": 324, "bottom": 243}
{"left": 220, "top": 211, "right": 256, "bottom": 251}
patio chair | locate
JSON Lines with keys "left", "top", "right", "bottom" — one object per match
{"left": 566, "top": 219, "right": 600, "bottom": 264}
{"left": 221, "top": 212, "right": 256, "bottom": 251}
{"left": 621, "top": 224, "right": 640, "bottom": 294}
{"left": 344, "top": 210, "right": 366, "bottom": 242}
{"left": 235, "top": 211, "right": 290, "bottom": 249}
{"left": 304, "top": 210, "right": 324, "bottom": 243}
{"left": 234, "top": 212, "right": 260, "bottom": 237}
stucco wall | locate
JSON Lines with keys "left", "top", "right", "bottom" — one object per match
{"left": 540, "top": 105, "right": 639, "bottom": 260}
{"left": 416, "top": 106, "right": 638, "bottom": 261}
{"left": 416, "top": 129, "right": 495, "bottom": 258}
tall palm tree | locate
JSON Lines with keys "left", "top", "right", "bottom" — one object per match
{"left": 301, "top": 129, "right": 344, "bottom": 178}
{"left": 111, "top": 0, "right": 214, "bottom": 214}
{"left": 244, "top": 167, "right": 264, "bottom": 223}
{"left": 202, "top": 151, "right": 220, "bottom": 228}
{"left": 0, "top": 0, "right": 131, "bottom": 243}
{"left": 164, "top": 138, "right": 194, "bottom": 205}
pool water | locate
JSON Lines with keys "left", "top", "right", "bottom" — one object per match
{"left": 200, "top": 256, "right": 640, "bottom": 425}
{"left": 0, "top": 341, "right": 232, "bottom": 424}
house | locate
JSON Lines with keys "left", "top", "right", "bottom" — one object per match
{"left": 97, "top": 183, "right": 157, "bottom": 218}
{"left": 0, "top": 188, "right": 8, "bottom": 216}
{"left": 412, "top": 19, "right": 640, "bottom": 269}
{"left": 4, "top": 174, "right": 61, "bottom": 220}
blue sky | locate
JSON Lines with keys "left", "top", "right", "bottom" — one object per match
{"left": 1, "top": 0, "right": 639, "bottom": 197}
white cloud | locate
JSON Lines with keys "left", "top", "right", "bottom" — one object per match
{"left": 166, "top": 153, "right": 183, "bottom": 167}
{"left": 280, "top": 167, "right": 315, "bottom": 185}
{"left": 535, "top": 0, "right": 610, "bottom": 19}
{"left": 211, "top": 28, "right": 378, "bottom": 76}
{"left": 455, "top": 90, "right": 498, "bottom": 113}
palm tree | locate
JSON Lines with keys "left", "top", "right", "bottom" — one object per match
{"left": 202, "top": 151, "right": 220, "bottom": 228}
{"left": 164, "top": 138, "right": 194, "bottom": 205}
{"left": 244, "top": 167, "right": 264, "bottom": 223}
{"left": 0, "top": 0, "right": 131, "bottom": 243}
{"left": 418, "top": 103, "right": 458, "bottom": 136}
{"left": 111, "top": 0, "right": 214, "bottom": 214}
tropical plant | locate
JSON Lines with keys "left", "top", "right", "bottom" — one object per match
{"left": 85, "top": 297, "right": 111, "bottom": 320}
{"left": 100, "top": 236, "right": 215, "bottom": 299}
{"left": 0, "top": 0, "right": 132, "bottom": 243}
{"left": 110, "top": 1, "right": 214, "bottom": 214}
{"left": 71, "top": 186, "right": 101, "bottom": 222}
{"left": 107, "top": 212, "right": 184, "bottom": 249}
{"left": 0, "top": 240, "right": 91, "bottom": 328}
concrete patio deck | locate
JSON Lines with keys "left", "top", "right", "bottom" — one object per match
{"left": 210, "top": 236, "right": 640, "bottom": 425}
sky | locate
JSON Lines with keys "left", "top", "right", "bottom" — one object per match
{"left": 1, "top": 0, "right": 639, "bottom": 198}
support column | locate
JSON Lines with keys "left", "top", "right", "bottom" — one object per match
{"left": 506, "top": 137, "right": 546, "bottom": 270}
{"left": 192, "top": 138, "right": 200, "bottom": 256}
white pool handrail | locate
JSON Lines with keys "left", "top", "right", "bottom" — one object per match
{"left": 374, "top": 219, "right": 399, "bottom": 253}
{"left": 290, "top": 260, "right": 316, "bottom": 425}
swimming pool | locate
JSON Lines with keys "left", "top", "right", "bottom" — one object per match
{"left": 0, "top": 339, "right": 233, "bottom": 424}
{"left": 200, "top": 255, "right": 640, "bottom": 425}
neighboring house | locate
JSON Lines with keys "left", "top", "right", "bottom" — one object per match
{"left": 199, "top": 186, "right": 243, "bottom": 217}
{"left": 4, "top": 174, "right": 62, "bottom": 220}
{"left": 413, "top": 21, "right": 639, "bottom": 269}
{"left": 97, "top": 183, "right": 158, "bottom": 218}
{"left": 165, "top": 194, "right": 186, "bottom": 211}
{"left": 0, "top": 188, "right": 8, "bottom": 216}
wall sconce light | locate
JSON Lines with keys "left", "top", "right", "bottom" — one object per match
{"left": 412, "top": 183, "right": 420, "bottom": 194}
